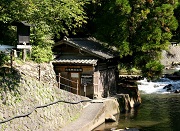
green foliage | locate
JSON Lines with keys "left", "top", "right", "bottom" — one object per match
{"left": 30, "top": 22, "right": 54, "bottom": 63}
{"left": 29, "top": 0, "right": 88, "bottom": 37}
{"left": 31, "top": 46, "right": 53, "bottom": 63}
{"left": 0, "top": 0, "right": 88, "bottom": 63}
{"left": 142, "top": 61, "right": 164, "bottom": 80}
{"left": 173, "top": 3, "right": 180, "bottom": 41}
{"left": 88, "top": 0, "right": 131, "bottom": 51}
{"left": 86, "top": 0, "right": 179, "bottom": 80}
{"left": 0, "top": 52, "right": 10, "bottom": 66}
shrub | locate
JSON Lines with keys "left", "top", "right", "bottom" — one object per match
{"left": 0, "top": 52, "right": 10, "bottom": 66}
{"left": 142, "top": 60, "right": 164, "bottom": 80}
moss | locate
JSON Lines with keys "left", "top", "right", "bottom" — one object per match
{"left": 70, "top": 112, "right": 80, "bottom": 122}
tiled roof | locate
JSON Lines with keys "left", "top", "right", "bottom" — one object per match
{"left": 56, "top": 37, "right": 118, "bottom": 59}
{"left": 52, "top": 59, "right": 98, "bottom": 65}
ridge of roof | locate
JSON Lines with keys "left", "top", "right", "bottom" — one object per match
{"left": 56, "top": 37, "right": 118, "bottom": 59}
{"left": 64, "top": 37, "right": 110, "bottom": 47}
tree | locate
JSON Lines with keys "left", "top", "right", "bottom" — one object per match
{"left": 173, "top": 2, "right": 180, "bottom": 42}
{"left": 0, "top": 0, "right": 28, "bottom": 45}
{"left": 129, "top": 1, "right": 178, "bottom": 79}
{"left": 85, "top": 0, "right": 179, "bottom": 80}
{"left": 0, "top": 0, "right": 88, "bottom": 62}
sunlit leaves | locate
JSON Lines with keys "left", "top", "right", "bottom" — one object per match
{"left": 0, "top": 0, "right": 88, "bottom": 63}
{"left": 142, "top": 60, "right": 164, "bottom": 80}
{"left": 31, "top": 46, "right": 53, "bottom": 63}
{"left": 115, "top": 0, "right": 131, "bottom": 14}
{"left": 118, "top": 41, "right": 132, "bottom": 58}
{"left": 88, "top": 0, "right": 179, "bottom": 79}
{"left": 28, "top": 0, "right": 87, "bottom": 36}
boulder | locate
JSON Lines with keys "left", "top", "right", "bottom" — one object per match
{"left": 163, "top": 84, "right": 172, "bottom": 91}
{"left": 105, "top": 114, "right": 116, "bottom": 122}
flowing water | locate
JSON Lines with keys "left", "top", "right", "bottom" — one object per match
{"left": 94, "top": 78, "right": 180, "bottom": 131}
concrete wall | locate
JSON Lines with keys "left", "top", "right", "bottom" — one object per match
{"left": 61, "top": 98, "right": 120, "bottom": 131}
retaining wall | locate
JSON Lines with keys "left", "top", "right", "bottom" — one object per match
{"left": 0, "top": 61, "right": 89, "bottom": 130}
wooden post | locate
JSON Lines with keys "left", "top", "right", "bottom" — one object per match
{"left": 10, "top": 50, "right": 13, "bottom": 72}
{"left": 84, "top": 84, "right": 87, "bottom": 97}
{"left": 22, "top": 49, "right": 26, "bottom": 62}
{"left": 58, "top": 73, "right": 61, "bottom": 88}
{"left": 38, "top": 64, "right": 41, "bottom": 81}
{"left": 77, "top": 80, "right": 78, "bottom": 95}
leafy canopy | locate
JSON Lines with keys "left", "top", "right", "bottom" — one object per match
{"left": 0, "top": 0, "right": 88, "bottom": 63}
{"left": 86, "top": 0, "right": 179, "bottom": 79}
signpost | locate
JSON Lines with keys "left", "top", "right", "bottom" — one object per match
{"left": 17, "top": 45, "right": 32, "bottom": 50}
{"left": 81, "top": 75, "right": 93, "bottom": 97}
{"left": 81, "top": 75, "right": 93, "bottom": 84}
{"left": 17, "top": 42, "right": 32, "bottom": 61}
{"left": 12, "top": 21, "right": 32, "bottom": 61}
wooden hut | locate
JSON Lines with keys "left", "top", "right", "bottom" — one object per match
{"left": 52, "top": 37, "right": 119, "bottom": 98}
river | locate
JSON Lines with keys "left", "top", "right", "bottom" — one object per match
{"left": 94, "top": 78, "right": 180, "bottom": 131}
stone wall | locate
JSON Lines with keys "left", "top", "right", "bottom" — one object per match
{"left": 0, "top": 61, "right": 89, "bottom": 130}
{"left": 13, "top": 61, "right": 58, "bottom": 87}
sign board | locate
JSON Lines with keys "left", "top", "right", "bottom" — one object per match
{"left": 65, "top": 68, "right": 83, "bottom": 72}
{"left": 81, "top": 75, "right": 93, "bottom": 84}
{"left": 71, "top": 73, "right": 79, "bottom": 78}
{"left": 17, "top": 45, "right": 32, "bottom": 49}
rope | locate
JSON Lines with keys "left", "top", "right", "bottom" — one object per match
{"left": 58, "top": 75, "right": 77, "bottom": 83}
{"left": 0, "top": 99, "right": 92, "bottom": 124}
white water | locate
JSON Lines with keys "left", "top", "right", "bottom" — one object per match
{"left": 137, "top": 78, "right": 180, "bottom": 94}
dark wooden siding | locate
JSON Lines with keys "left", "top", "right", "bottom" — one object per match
{"left": 54, "top": 64, "right": 94, "bottom": 98}
{"left": 99, "top": 68, "right": 118, "bottom": 97}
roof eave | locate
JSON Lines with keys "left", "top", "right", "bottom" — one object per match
{"left": 55, "top": 40, "right": 111, "bottom": 60}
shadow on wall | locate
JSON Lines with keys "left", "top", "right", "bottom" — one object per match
{"left": 0, "top": 67, "right": 21, "bottom": 104}
{"left": 100, "top": 68, "right": 117, "bottom": 98}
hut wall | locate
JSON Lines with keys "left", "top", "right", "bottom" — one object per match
{"left": 99, "top": 68, "right": 117, "bottom": 97}
{"left": 95, "top": 59, "right": 118, "bottom": 98}
{"left": 53, "top": 64, "right": 94, "bottom": 98}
